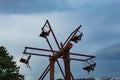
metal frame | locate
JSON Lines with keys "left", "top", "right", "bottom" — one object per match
{"left": 20, "top": 20, "right": 96, "bottom": 80}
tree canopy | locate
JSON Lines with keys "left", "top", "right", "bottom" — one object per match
{"left": 0, "top": 46, "right": 24, "bottom": 80}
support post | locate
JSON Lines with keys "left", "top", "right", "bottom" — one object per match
{"left": 63, "top": 51, "right": 71, "bottom": 80}
{"left": 62, "top": 42, "right": 73, "bottom": 80}
{"left": 49, "top": 56, "right": 55, "bottom": 80}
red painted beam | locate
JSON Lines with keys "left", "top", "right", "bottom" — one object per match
{"left": 24, "top": 47, "right": 95, "bottom": 58}
{"left": 23, "top": 52, "right": 51, "bottom": 57}
{"left": 23, "top": 52, "right": 91, "bottom": 62}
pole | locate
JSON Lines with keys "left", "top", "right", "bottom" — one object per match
{"left": 62, "top": 42, "right": 73, "bottom": 80}
{"left": 49, "top": 56, "right": 54, "bottom": 80}
{"left": 63, "top": 51, "right": 71, "bottom": 80}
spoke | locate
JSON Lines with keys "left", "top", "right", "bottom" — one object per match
{"left": 25, "top": 47, "right": 57, "bottom": 52}
{"left": 23, "top": 52, "right": 91, "bottom": 62}
{"left": 39, "top": 19, "right": 66, "bottom": 79}
{"left": 39, "top": 59, "right": 55, "bottom": 80}
{"left": 70, "top": 72, "right": 74, "bottom": 80}
{"left": 46, "top": 20, "right": 61, "bottom": 49}
{"left": 70, "top": 52, "right": 95, "bottom": 58}
{"left": 45, "top": 37, "right": 65, "bottom": 79}
{"left": 24, "top": 47, "right": 95, "bottom": 58}
{"left": 23, "top": 52, "right": 51, "bottom": 57}
{"left": 39, "top": 53, "right": 62, "bottom": 80}
{"left": 70, "top": 58, "right": 87, "bottom": 61}
{"left": 63, "top": 25, "right": 81, "bottom": 47}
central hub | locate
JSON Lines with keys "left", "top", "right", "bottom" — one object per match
{"left": 50, "top": 42, "right": 73, "bottom": 61}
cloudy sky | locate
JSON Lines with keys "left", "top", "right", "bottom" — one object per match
{"left": 0, "top": 0, "right": 120, "bottom": 80}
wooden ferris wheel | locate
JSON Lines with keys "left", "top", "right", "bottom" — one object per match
{"left": 20, "top": 20, "right": 96, "bottom": 80}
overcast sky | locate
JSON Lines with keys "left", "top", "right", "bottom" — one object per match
{"left": 0, "top": 0, "right": 120, "bottom": 80}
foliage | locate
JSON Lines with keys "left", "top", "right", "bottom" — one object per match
{"left": 0, "top": 46, "right": 24, "bottom": 80}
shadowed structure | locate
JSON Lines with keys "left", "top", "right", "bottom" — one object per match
{"left": 20, "top": 20, "right": 96, "bottom": 80}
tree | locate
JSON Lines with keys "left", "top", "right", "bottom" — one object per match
{"left": 0, "top": 46, "right": 24, "bottom": 80}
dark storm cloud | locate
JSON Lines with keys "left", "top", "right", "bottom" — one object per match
{"left": 0, "top": 0, "right": 120, "bottom": 16}
{"left": 93, "top": 43, "right": 120, "bottom": 77}
{"left": 68, "top": 43, "right": 120, "bottom": 78}
{"left": 96, "top": 43, "right": 120, "bottom": 60}
{"left": 83, "top": 1, "right": 120, "bottom": 45}
{"left": 1, "top": 0, "right": 120, "bottom": 79}
{"left": 0, "top": 0, "right": 69, "bottom": 14}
